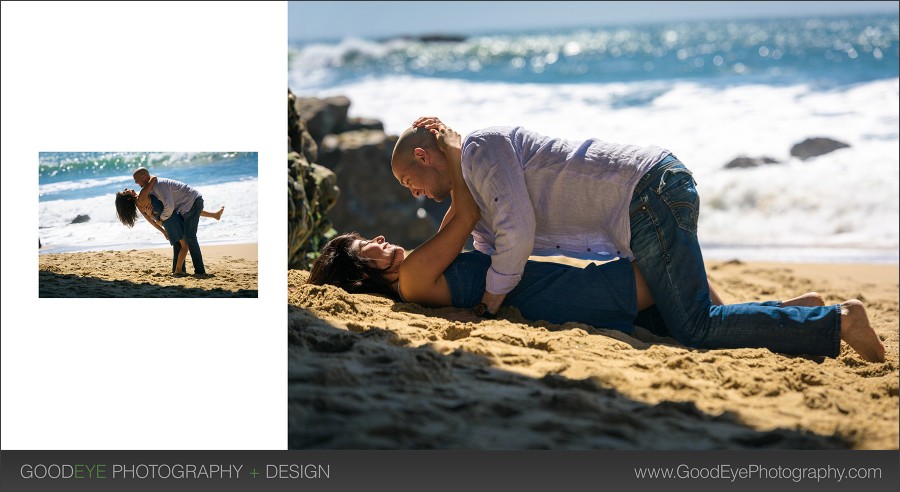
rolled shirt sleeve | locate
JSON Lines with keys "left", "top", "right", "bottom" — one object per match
{"left": 464, "top": 136, "right": 535, "bottom": 295}
{"left": 152, "top": 178, "right": 201, "bottom": 221}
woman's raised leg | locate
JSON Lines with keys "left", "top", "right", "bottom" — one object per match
{"left": 200, "top": 206, "right": 225, "bottom": 221}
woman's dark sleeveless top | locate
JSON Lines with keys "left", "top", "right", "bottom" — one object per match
{"left": 150, "top": 195, "right": 184, "bottom": 246}
{"left": 443, "top": 251, "right": 637, "bottom": 334}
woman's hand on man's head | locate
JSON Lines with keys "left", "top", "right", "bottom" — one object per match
{"left": 412, "top": 116, "right": 461, "bottom": 154}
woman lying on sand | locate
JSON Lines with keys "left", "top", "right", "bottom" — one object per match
{"left": 308, "top": 122, "right": 884, "bottom": 362}
{"left": 115, "top": 188, "right": 223, "bottom": 274}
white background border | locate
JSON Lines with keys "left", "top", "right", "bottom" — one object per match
{"left": 1, "top": 1, "right": 286, "bottom": 449}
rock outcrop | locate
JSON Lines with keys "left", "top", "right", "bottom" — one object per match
{"left": 724, "top": 156, "right": 781, "bottom": 169}
{"left": 723, "top": 137, "right": 852, "bottom": 169}
{"left": 288, "top": 90, "right": 340, "bottom": 270}
{"left": 70, "top": 214, "right": 91, "bottom": 224}
{"left": 790, "top": 137, "right": 850, "bottom": 161}
{"left": 294, "top": 96, "right": 438, "bottom": 249}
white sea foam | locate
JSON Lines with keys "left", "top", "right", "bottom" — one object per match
{"left": 39, "top": 175, "right": 131, "bottom": 197}
{"left": 291, "top": 76, "right": 899, "bottom": 261}
{"left": 38, "top": 179, "right": 258, "bottom": 254}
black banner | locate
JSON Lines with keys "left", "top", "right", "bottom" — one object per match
{"left": 1, "top": 450, "right": 898, "bottom": 492}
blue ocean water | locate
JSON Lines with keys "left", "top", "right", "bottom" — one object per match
{"left": 289, "top": 13, "right": 900, "bottom": 263}
{"left": 39, "top": 152, "right": 258, "bottom": 253}
{"left": 292, "top": 14, "right": 898, "bottom": 89}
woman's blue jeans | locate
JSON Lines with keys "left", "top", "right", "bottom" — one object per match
{"left": 628, "top": 156, "right": 841, "bottom": 357}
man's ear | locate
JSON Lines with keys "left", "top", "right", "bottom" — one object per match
{"left": 413, "top": 147, "right": 430, "bottom": 166}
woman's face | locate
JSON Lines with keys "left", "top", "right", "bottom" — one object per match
{"left": 121, "top": 188, "right": 138, "bottom": 198}
{"left": 354, "top": 235, "right": 405, "bottom": 272}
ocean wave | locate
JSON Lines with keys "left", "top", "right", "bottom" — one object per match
{"left": 39, "top": 175, "right": 131, "bottom": 197}
{"left": 39, "top": 151, "right": 254, "bottom": 180}
{"left": 38, "top": 179, "right": 258, "bottom": 253}
{"left": 291, "top": 75, "right": 899, "bottom": 252}
{"left": 289, "top": 14, "right": 898, "bottom": 88}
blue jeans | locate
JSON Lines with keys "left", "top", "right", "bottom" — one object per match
{"left": 445, "top": 251, "right": 638, "bottom": 335}
{"left": 181, "top": 196, "right": 206, "bottom": 275}
{"left": 628, "top": 156, "right": 841, "bottom": 356}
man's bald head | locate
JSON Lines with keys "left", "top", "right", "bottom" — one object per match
{"left": 133, "top": 167, "right": 151, "bottom": 187}
{"left": 391, "top": 126, "right": 438, "bottom": 173}
{"left": 390, "top": 126, "right": 453, "bottom": 202}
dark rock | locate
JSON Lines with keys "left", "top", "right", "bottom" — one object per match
{"left": 71, "top": 214, "right": 90, "bottom": 224}
{"left": 381, "top": 33, "right": 468, "bottom": 43}
{"left": 288, "top": 89, "right": 341, "bottom": 270}
{"left": 295, "top": 96, "right": 351, "bottom": 144}
{"left": 345, "top": 117, "right": 384, "bottom": 133}
{"left": 416, "top": 34, "right": 467, "bottom": 43}
{"left": 316, "top": 129, "right": 437, "bottom": 248}
{"left": 724, "top": 156, "right": 781, "bottom": 169}
{"left": 790, "top": 138, "right": 850, "bottom": 161}
{"left": 291, "top": 94, "right": 442, "bottom": 255}
{"left": 289, "top": 92, "right": 317, "bottom": 163}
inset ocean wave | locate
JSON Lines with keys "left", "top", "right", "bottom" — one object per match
{"left": 39, "top": 152, "right": 253, "bottom": 181}
{"left": 39, "top": 152, "right": 258, "bottom": 203}
{"left": 38, "top": 152, "right": 258, "bottom": 253}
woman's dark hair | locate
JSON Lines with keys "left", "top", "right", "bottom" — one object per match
{"left": 115, "top": 192, "right": 138, "bottom": 227}
{"left": 307, "top": 232, "right": 397, "bottom": 297}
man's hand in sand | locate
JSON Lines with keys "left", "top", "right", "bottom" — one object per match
{"left": 443, "top": 310, "right": 485, "bottom": 323}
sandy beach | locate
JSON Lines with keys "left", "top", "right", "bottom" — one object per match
{"left": 39, "top": 243, "right": 258, "bottom": 297}
{"left": 288, "top": 258, "right": 899, "bottom": 449}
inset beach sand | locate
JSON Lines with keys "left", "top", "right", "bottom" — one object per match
{"left": 40, "top": 243, "right": 258, "bottom": 297}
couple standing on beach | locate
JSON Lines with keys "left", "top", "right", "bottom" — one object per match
{"left": 309, "top": 117, "right": 885, "bottom": 364}
{"left": 115, "top": 168, "right": 223, "bottom": 276}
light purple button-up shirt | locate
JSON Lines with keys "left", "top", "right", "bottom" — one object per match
{"left": 461, "top": 126, "right": 670, "bottom": 295}
{"left": 151, "top": 178, "right": 201, "bottom": 221}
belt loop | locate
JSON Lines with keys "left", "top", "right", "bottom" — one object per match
{"left": 656, "top": 171, "right": 667, "bottom": 194}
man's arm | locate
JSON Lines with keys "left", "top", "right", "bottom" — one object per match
{"left": 480, "top": 290, "right": 507, "bottom": 316}
{"left": 466, "top": 139, "right": 536, "bottom": 315}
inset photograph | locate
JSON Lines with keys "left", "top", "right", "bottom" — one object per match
{"left": 39, "top": 152, "right": 258, "bottom": 297}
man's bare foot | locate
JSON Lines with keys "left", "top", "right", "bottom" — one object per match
{"left": 840, "top": 299, "right": 885, "bottom": 362}
{"left": 213, "top": 206, "right": 224, "bottom": 221}
{"left": 782, "top": 292, "right": 825, "bottom": 307}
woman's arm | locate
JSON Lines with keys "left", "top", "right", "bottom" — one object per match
{"left": 136, "top": 176, "right": 158, "bottom": 209}
{"left": 398, "top": 119, "right": 480, "bottom": 305}
{"left": 439, "top": 201, "right": 456, "bottom": 232}
{"left": 139, "top": 208, "right": 168, "bottom": 241}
